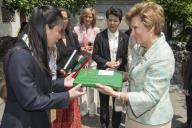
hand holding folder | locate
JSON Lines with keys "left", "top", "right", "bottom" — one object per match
{"left": 63, "top": 50, "right": 91, "bottom": 78}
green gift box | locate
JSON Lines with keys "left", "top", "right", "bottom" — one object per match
{"left": 73, "top": 68, "right": 123, "bottom": 90}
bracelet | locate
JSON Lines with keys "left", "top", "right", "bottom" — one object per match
{"left": 120, "top": 93, "right": 128, "bottom": 101}
{"left": 116, "top": 92, "right": 121, "bottom": 100}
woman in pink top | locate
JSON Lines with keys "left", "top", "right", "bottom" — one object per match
{"left": 74, "top": 7, "right": 100, "bottom": 52}
{"left": 74, "top": 7, "right": 100, "bottom": 117}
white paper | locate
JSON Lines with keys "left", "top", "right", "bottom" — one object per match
{"left": 98, "top": 70, "right": 114, "bottom": 76}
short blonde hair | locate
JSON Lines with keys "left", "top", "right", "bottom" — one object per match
{"left": 79, "top": 7, "right": 96, "bottom": 27}
{"left": 126, "top": 2, "right": 165, "bottom": 35}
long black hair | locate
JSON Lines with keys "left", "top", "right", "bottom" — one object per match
{"left": 17, "top": 5, "right": 64, "bottom": 77}
{"left": 58, "top": 8, "right": 71, "bottom": 35}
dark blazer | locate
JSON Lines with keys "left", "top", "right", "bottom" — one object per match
{"left": 92, "top": 29, "right": 128, "bottom": 71}
{"left": 184, "top": 34, "right": 192, "bottom": 92}
{"left": 1, "top": 46, "right": 70, "bottom": 128}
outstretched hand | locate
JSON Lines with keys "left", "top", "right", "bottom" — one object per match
{"left": 96, "top": 83, "right": 116, "bottom": 97}
{"left": 68, "top": 84, "right": 86, "bottom": 99}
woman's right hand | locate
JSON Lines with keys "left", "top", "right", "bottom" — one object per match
{"left": 68, "top": 84, "right": 86, "bottom": 99}
{"left": 183, "top": 89, "right": 190, "bottom": 96}
{"left": 96, "top": 83, "right": 117, "bottom": 97}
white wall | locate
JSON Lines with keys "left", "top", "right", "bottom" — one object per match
{"left": 10, "top": 11, "right": 21, "bottom": 37}
{"left": 0, "top": 0, "right": 21, "bottom": 37}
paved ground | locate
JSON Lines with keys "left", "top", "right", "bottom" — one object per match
{"left": 170, "top": 85, "right": 187, "bottom": 128}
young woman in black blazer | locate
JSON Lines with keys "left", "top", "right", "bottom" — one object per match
{"left": 1, "top": 5, "right": 85, "bottom": 128}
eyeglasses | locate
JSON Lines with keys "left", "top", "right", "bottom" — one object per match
{"left": 63, "top": 17, "right": 70, "bottom": 21}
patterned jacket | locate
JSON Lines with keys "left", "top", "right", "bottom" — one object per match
{"left": 126, "top": 33, "right": 175, "bottom": 125}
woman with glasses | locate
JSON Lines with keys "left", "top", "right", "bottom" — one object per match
{"left": 52, "top": 8, "right": 82, "bottom": 128}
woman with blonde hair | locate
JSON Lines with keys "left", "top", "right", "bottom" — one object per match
{"left": 74, "top": 7, "right": 100, "bottom": 117}
{"left": 74, "top": 7, "right": 99, "bottom": 51}
{"left": 96, "top": 2, "right": 175, "bottom": 128}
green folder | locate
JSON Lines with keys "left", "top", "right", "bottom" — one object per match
{"left": 64, "top": 51, "right": 90, "bottom": 73}
{"left": 73, "top": 68, "right": 123, "bottom": 90}
{"left": 72, "top": 53, "right": 90, "bottom": 72}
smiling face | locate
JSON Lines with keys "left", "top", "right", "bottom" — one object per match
{"left": 83, "top": 12, "right": 93, "bottom": 28}
{"left": 130, "top": 16, "right": 152, "bottom": 47}
{"left": 107, "top": 14, "right": 120, "bottom": 33}
{"left": 46, "top": 24, "right": 62, "bottom": 47}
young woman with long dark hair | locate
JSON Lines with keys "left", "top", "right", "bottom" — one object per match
{"left": 1, "top": 5, "right": 85, "bottom": 128}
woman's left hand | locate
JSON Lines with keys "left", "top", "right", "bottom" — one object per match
{"left": 64, "top": 73, "right": 75, "bottom": 88}
{"left": 96, "top": 83, "right": 116, "bottom": 97}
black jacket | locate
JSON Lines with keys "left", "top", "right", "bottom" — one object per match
{"left": 56, "top": 32, "right": 81, "bottom": 78}
{"left": 92, "top": 29, "right": 128, "bottom": 71}
{"left": 1, "top": 45, "right": 69, "bottom": 128}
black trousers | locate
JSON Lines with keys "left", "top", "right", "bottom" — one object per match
{"left": 186, "top": 95, "right": 192, "bottom": 126}
{"left": 99, "top": 92, "right": 122, "bottom": 128}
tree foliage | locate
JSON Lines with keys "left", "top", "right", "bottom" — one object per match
{"left": 2, "top": 0, "right": 96, "bottom": 15}
{"left": 145, "top": 0, "right": 192, "bottom": 41}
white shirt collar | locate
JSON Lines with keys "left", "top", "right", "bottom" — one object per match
{"left": 107, "top": 29, "right": 119, "bottom": 39}
{"left": 22, "top": 34, "right": 33, "bottom": 56}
